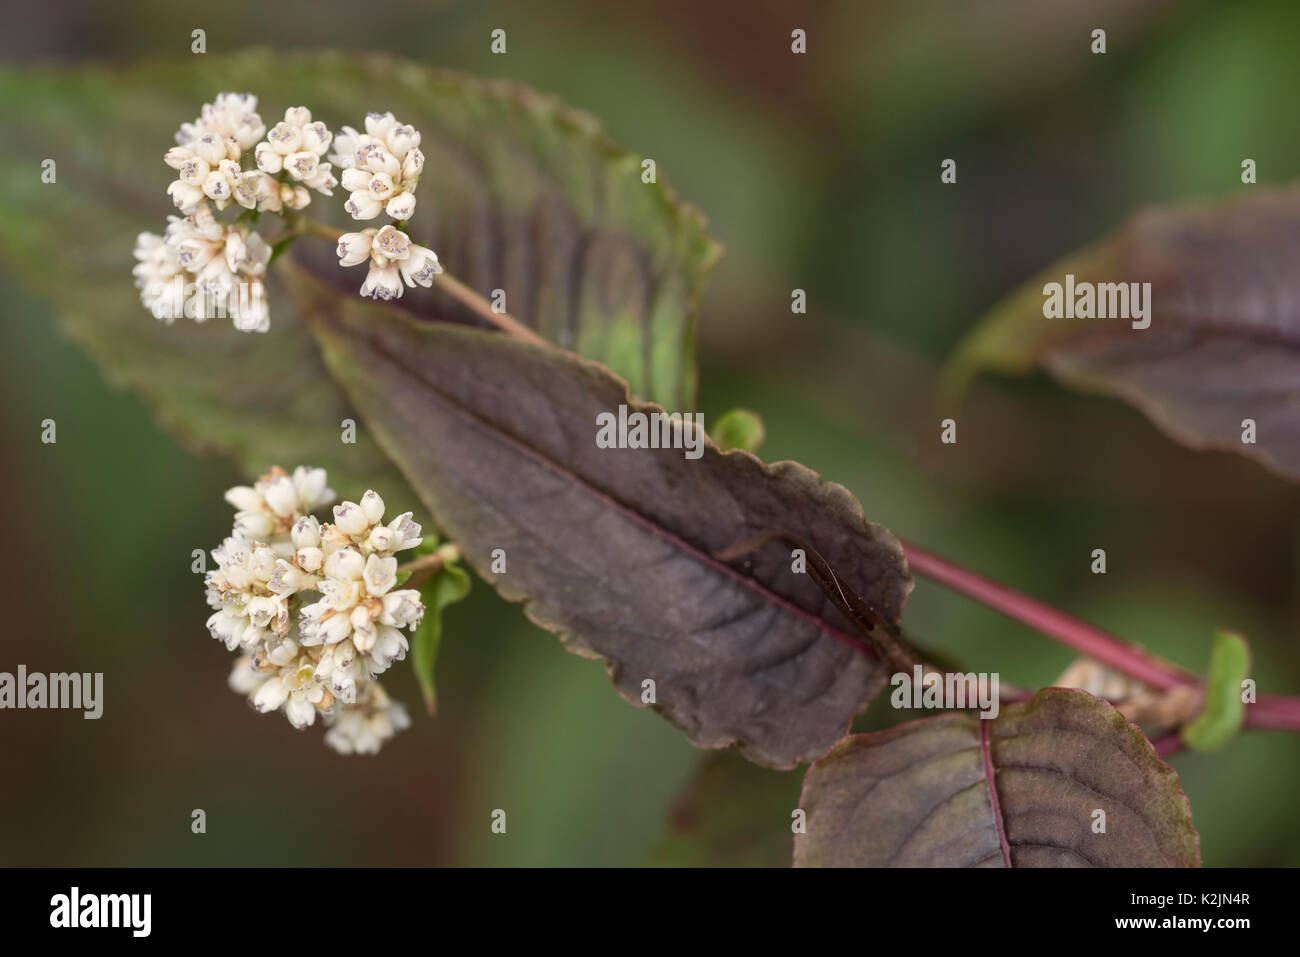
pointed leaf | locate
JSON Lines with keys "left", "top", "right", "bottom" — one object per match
{"left": 410, "top": 561, "right": 472, "bottom": 716}
{"left": 794, "top": 688, "right": 1200, "bottom": 867}
{"left": 946, "top": 187, "right": 1300, "bottom": 480}
{"left": 286, "top": 262, "right": 911, "bottom": 769}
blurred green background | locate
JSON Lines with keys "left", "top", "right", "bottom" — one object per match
{"left": 2, "top": 0, "right": 1299, "bottom": 866}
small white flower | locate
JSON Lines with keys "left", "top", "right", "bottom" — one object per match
{"left": 166, "top": 179, "right": 206, "bottom": 215}
{"left": 359, "top": 262, "right": 404, "bottom": 300}
{"left": 363, "top": 553, "right": 397, "bottom": 595}
{"left": 330, "top": 501, "right": 367, "bottom": 537}
{"left": 327, "top": 546, "right": 368, "bottom": 581}
{"left": 384, "top": 191, "right": 417, "bottom": 221}
{"left": 323, "top": 682, "right": 410, "bottom": 755}
{"left": 380, "top": 588, "right": 425, "bottom": 629}
{"left": 400, "top": 244, "right": 442, "bottom": 288}
{"left": 164, "top": 146, "right": 211, "bottom": 185}
{"left": 270, "top": 558, "right": 319, "bottom": 596}
{"left": 229, "top": 170, "right": 281, "bottom": 212}
{"left": 252, "top": 674, "right": 290, "bottom": 713}
{"left": 311, "top": 638, "right": 364, "bottom": 704}
{"left": 199, "top": 159, "right": 244, "bottom": 208}
{"left": 344, "top": 191, "right": 385, "bottom": 220}
{"left": 336, "top": 231, "right": 373, "bottom": 266}
{"left": 246, "top": 652, "right": 333, "bottom": 729}
{"left": 228, "top": 655, "right": 269, "bottom": 696}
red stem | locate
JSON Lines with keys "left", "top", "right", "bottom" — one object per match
{"left": 1245, "top": 694, "right": 1300, "bottom": 731}
{"left": 899, "top": 539, "right": 1300, "bottom": 733}
{"left": 1150, "top": 733, "right": 1184, "bottom": 759}
{"left": 901, "top": 540, "right": 1194, "bottom": 690}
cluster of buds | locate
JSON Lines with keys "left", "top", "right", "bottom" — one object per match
{"left": 331, "top": 112, "right": 424, "bottom": 221}
{"left": 332, "top": 112, "right": 443, "bottom": 300}
{"left": 336, "top": 223, "right": 442, "bottom": 301}
{"left": 134, "top": 94, "right": 448, "bottom": 328}
{"left": 164, "top": 97, "right": 337, "bottom": 217}
{"left": 133, "top": 204, "right": 271, "bottom": 331}
{"left": 253, "top": 106, "right": 339, "bottom": 206}
{"left": 204, "top": 466, "right": 426, "bottom": 754}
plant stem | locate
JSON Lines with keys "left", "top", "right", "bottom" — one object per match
{"left": 430, "top": 271, "right": 546, "bottom": 345}
{"left": 900, "top": 539, "right": 1194, "bottom": 690}
{"left": 397, "top": 543, "right": 461, "bottom": 591}
{"left": 1149, "top": 733, "right": 1184, "bottom": 758}
{"left": 1245, "top": 694, "right": 1300, "bottom": 731}
{"left": 297, "top": 217, "right": 344, "bottom": 241}
{"left": 900, "top": 539, "right": 1300, "bottom": 734}
{"left": 280, "top": 212, "right": 545, "bottom": 345}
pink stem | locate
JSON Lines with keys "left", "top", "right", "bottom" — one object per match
{"left": 1245, "top": 694, "right": 1300, "bottom": 732}
{"left": 900, "top": 540, "right": 1195, "bottom": 690}
{"left": 900, "top": 540, "right": 1300, "bottom": 734}
{"left": 1150, "top": 733, "right": 1184, "bottom": 758}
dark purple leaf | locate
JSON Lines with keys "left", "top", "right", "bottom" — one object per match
{"left": 948, "top": 187, "right": 1300, "bottom": 480}
{"left": 794, "top": 688, "right": 1200, "bottom": 867}
{"left": 288, "top": 262, "right": 912, "bottom": 768}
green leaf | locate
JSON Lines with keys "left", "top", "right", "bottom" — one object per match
{"left": 287, "top": 260, "right": 911, "bottom": 769}
{"left": 709, "top": 408, "right": 766, "bottom": 452}
{"left": 944, "top": 187, "right": 1300, "bottom": 480}
{"left": 1182, "top": 630, "right": 1251, "bottom": 753}
{"left": 410, "top": 561, "right": 472, "bottom": 716}
{"left": 0, "top": 51, "right": 719, "bottom": 494}
{"left": 794, "top": 688, "right": 1201, "bottom": 867}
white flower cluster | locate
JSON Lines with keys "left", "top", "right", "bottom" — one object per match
{"left": 331, "top": 113, "right": 442, "bottom": 300}
{"left": 337, "top": 224, "right": 442, "bottom": 301}
{"left": 205, "top": 466, "right": 425, "bottom": 754}
{"left": 165, "top": 96, "right": 336, "bottom": 216}
{"left": 135, "top": 95, "right": 451, "bottom": 326}
{"left": 254, "top": 107, "right": 339, "bottom": 205}
{"left": 134, "top": 94, "right": 341, "bottom": 333}
{"left": 132, "top": 205, "right": 271, "bottom": 331}
{"left": 331, "top": 112, "right": 424, "bottom": 221}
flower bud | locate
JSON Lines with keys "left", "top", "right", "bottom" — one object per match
{"left": 385, "top": 192, "right": 417, "bottom": 221}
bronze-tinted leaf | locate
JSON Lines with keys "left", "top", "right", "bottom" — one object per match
{"left": 794, "top": 688, "right": 1200, "bottom": 867}
{"left": 288, "top": 262, "right": 911, "bottom": 769}
{"left": 946, "top": 187, "right": 1300, "bottom": 480}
